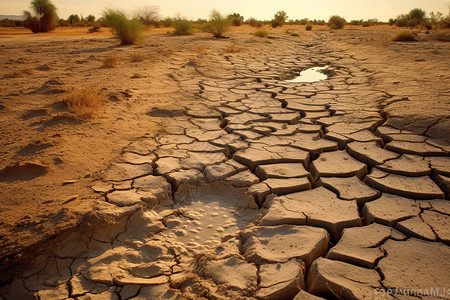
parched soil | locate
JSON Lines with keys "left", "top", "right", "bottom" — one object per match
{"left": 0, "top": 25, "right": 449, "bottom": 299}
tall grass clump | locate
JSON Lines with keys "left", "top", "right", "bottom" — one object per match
{"left": 65, "top": 86, "right": 105, "bottom": 118}
{"left": 205, "top": 9, "right": 232, "bottom": 38}
{"left": 23, "top": 0, "right": 58, "bottom": 33}
{"left": 103, "top": 9, "right": 145, "bottom": 45}
{"left": 172, "top": 17, "right": 194, "bottom": 35}
{"left": 328, "top": 15, "right": 346, "bottom": 29}
{"left": 391, "top": 30, "right": 418, "bottom": 41}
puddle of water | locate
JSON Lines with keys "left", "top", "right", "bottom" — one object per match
{"left": 286, "top": 66, "right": 329, "bottom": 83}
{"left": 161, "top": 183, "right": 259, "bottom": 253}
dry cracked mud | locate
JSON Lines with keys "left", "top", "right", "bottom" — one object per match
{"left": 1, "top": 27, "right": 449, "bottom": 299}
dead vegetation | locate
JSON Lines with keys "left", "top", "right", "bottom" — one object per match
{"left": 130, "top": 52, "right": 146, "bottom": 62}
{"left": 103, "top": 53, "right": 120, "bottom": 67}
{"left": 391, "top": 30, "right": 418, "bottom": 41}
{"left": 64, "top": 86, "right": 106, "bottom": 118}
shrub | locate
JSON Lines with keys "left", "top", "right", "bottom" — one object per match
{"left": 103, "top": 53, "right": 120, "bottom": 67}
{"left": 254, "top": 29, "right": 268, "bottom": 38}
{"left": 328, "top": 15, "right": 346, "bottom": 29}
{"left": 88, "top": 25, "right": 100, "bottom": 33}
{"left": 305, "top": 24, "right": 312, "bottom": 31}
{"left": 272, "top": 11, "right": 287, "bottom": 28}
{"left": 65, "top": 86, "right": 105, "bottom": 118}
{"left": 134, "top": 5, "right": 160, "bottom": 27}
{"left": 247, "top": 17, "right": 262, "bottom": 28}
{"left": 431, "top": 30, "right": 450, "bottom": 41}
{"left": 102, "top": 8, "right": 145, "bottom": 45}
{"left": 23, "top": 0, "right": 58, "bottom": 33}
{"left": 229, "top": 13, "right": 244, "bottom": 26}
{"left": 172, "top": 17, "right": 194, "bottom": 35}
{"left": 290, "top": 32, "right": 299, "bottom": 37}
{"left": 205, "top": 9, "right": 231, "bottom": 38}
{"left": 391, "top": 30, "right": 418, "bottom": 41}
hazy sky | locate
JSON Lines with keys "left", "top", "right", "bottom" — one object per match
{"left": 1, "top": 0, "right": 449, "bottom": 21}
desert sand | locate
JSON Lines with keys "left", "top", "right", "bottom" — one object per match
{"left": 0, "top": 25, "right": 449, "bottom": 299}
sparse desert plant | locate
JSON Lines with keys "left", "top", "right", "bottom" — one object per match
{"left": 290, "top": 32, "right": 299, "bottom": 37}
{"left": 131, "top": 52, "right": 145, "bottom": 62}
{"left": 172, "top": 17, "right": 194, "bottom": 35}
{"left": 305, "top": 24, "right": 312, "bottom": 31}
{"left": 205, "top": 9, "right": 232, "bottom": 38}
{"left": 272, "top": 11, "right": 288, "bottom": 28}
{"left": 391, "top": 30, "right": 418, "bottom": 41}
{"left": 134, "top": 5, "right": 160, "bottom": 27}
{"left": 247, "top": 17, "right": 262, "bottom": 28}
{"left": 103, "top": 53, "right": 120, "bottom": 67}
{"left": 431, "top": 29, "right": 450, "bottom": 41}
{"left": 23, "top": 0, "right": 58, "bottom": 33}
{"left": 88, "top": 25, "right": 100, "bottom": 33}
{"left": 102, "top": 8, "right": 145, "bottom": 45}
{"left": 328, "top": 15, "right": 346, "bottom": 29}
{"left": 65, "top": 86, "right": 105, "bottom": 118}
{"left": 253, "top": 29, "right": 268, "bottom": 38}
{"left": 223, "top": 44, "right": 243, "bottom": 53}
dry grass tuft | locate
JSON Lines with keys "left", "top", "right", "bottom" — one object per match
{"left": 431, "top": 30, "right": 450, "bottom": 42}
{"left": 65, "top": 86, "right": 105, "bottom": 118}
{"left": 253, "top": 29, "right": 268, "bottom": 38}
{"left": 103, "top": 53, "right": 120, "bottom": 67}
{"left": 131, "top": 52, "right": 146, "bottom": 62}
{"left": 391, "top": 31, "right": 418, "bottom": 42}
{"left": 223, "top": 44, "right": 244, "bottom": 53}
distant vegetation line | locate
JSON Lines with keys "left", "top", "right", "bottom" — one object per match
{"left": 1, "top": 1, "right": 449, "bottom": 31}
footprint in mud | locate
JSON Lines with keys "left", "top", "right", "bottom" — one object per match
{"left": 0, "top": 163, "right": 48, "bottom": 182}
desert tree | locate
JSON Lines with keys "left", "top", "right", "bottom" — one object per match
{"left": 228, "top": 13, "right": 244, "bottom": 26}
{"left": 23, "top": 0, "right": 58, "bottom": 33}
{"left": 272, "top": 11, "right": 288, "bottom": 27}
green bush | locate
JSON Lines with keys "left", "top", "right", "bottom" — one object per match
{"left": 247, "top": 17, "right": 262, "bottom": 28}
{"left": 23, "top": 0, "right": 58, "bottom": 33}
{"left": 172, "top": 17, "right": 194, "bottom": 35}
{"left": 271, "top": 11, "right": 287, "bottom": 28}
{"left": 205, "top": 9, "right": 231, "bottom": 38}
{"left": 305, "top": 24, "right": 312, "bottom": 31}
{"left": 103, "top": 9, "right": 145, "bottom": 45}
{"left": 391, "top": 30, "right": 418, "bottom": 41}
{"left": 229, "top": 13, "right": 244, "bottom": 26}
{"left": 253, "top": 29, "right": 268, "bottom": 38}
{"left": 328, "top": 15, "right": 346, "bottom": 29}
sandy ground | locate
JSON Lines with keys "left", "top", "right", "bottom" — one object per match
{"left": 0, "top": 25, "right": 449, "bottom": 299}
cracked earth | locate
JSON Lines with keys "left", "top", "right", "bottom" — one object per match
{"left": 1, "top": 27, "right": 449, "bottom": 299}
